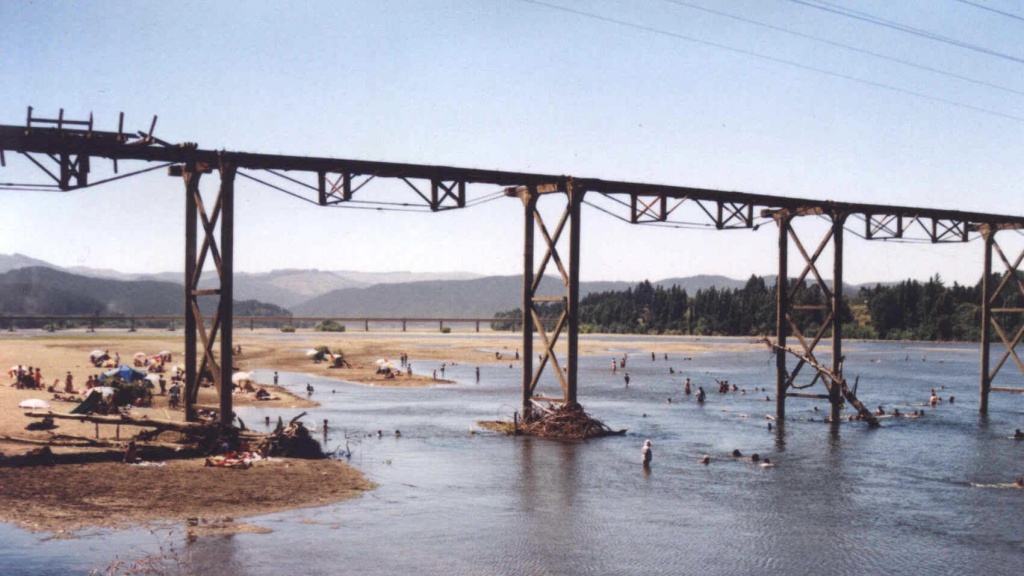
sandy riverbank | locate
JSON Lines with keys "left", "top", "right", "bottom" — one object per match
{"left": 0, "top": 329, "right": 721, "bottom": 534}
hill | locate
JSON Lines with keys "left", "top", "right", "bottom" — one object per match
{"left": 292, "top": 276, "right": 635, "bottom": 318}
{"left": 0, "top": 267, "right": 289, "bottom": 318}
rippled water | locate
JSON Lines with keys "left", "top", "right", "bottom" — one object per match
{"left": 2, "top": 336, "right": 1023, "bottom": 575}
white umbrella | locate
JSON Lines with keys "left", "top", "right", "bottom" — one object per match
{"left": 375, "top": 358, "right": 389, "bottom": 366}
{"left": 305, "top": 349, "right": 319, "bottom": 357}
{"left": 231, "top": 371, "right": 253, "bottom": 384}
{"left": 133, "top": 352, "right": 147, "bottom": 359}
{"left": 85, "top": 386, "right": 115, "bottom": 397}
{"left": 19, "top": 398, "right": 51, "bottom": 409}
{"left": 144, "top": 373, "right": 161, "bottom": 385}
{"left": 158, "top": 350, "right": 171, "bottom": 356}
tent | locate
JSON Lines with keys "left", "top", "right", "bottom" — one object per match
{"left": 99, "top": 365, "right": 147, "bottom": 384}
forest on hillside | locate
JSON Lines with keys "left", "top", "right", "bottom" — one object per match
{"left": 492, "top": 274, "right": 1024, "bottom": 342}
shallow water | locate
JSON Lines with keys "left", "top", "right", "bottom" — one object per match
{"left": 2, "top": 336, "right": 1023, "bottom": 575}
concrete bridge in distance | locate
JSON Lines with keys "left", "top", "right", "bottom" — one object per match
{"left": 2, "top": 315, "right": 523, "bottom": 333}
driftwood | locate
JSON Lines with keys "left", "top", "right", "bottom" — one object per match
{"left": 480, "top": 402, "right": 626, "bottom": 439}
{"left": 24, "top": 411, "right": 211, "bottom": 434}
{"left": 758, "top": 338, "right": 879, "bottom": 427}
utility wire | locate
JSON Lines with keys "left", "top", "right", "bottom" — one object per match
{"left": 785, "top": 0, "right": 1024, "bottom": 65}
{"left": 662, "top": 0, "right": 1024, "bottom": 96}
{"left": 953, "top": 0, "right": 1024, "bottom": 23}
{"left": 516, "top": 0, "right": 1024, "bottom": 122}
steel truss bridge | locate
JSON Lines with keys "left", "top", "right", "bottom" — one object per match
{"left": 3, "top": 107, "right": 1023, "bottom": 426}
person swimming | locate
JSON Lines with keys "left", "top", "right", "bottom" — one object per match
{"left": 699, "top": 455, "right": 710, "bottom": 465}
{"left": 1014, "top": 429, "right": 1023, "bottom": 440}
{"left": 732, "top": 449, "right": 742, "bottom": 458}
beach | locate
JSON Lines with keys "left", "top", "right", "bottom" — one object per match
{"left": 0, "top": 328, "right": 717, "bottom": 535}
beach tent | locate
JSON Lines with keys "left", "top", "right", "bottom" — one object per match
{"left": 231, "top": 371, "right": 253, "bottom": 384}
{"left": 99, "top": 365, "right": 147, "bottom": 384}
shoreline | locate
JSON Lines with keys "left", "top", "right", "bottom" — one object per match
{"left": 0, "top": 329, "right": 721, "bottom": 536}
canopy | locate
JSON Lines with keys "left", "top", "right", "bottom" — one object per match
{"left": 99, "top": 365, "right": 147, "bottom": 384}
{"left": 231, "top": 371, "right": 253, "bottom": 384}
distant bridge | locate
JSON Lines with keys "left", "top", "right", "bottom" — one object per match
{"left": 1, "top": 315, "right": 522, "bottom": 333}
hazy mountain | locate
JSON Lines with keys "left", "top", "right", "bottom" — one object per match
{"left": 652, "top": 275, "right": 750, "bottom": 292}
{"left": 0, "top": 253, "right": 54, "bottom": 274}
{"left": 0, "top": 267, "right": 289, "bottom": 318}
{"left": 292, "top": 276, "right": 635, "bottom": 318}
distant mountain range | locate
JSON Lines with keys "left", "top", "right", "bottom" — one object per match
{"left": 0, "top": 253, "right": 885, "bottom": 319}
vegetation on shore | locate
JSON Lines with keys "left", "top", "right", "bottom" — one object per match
{"left": 493, "top": 274, "right": 1018, "bottom": 342}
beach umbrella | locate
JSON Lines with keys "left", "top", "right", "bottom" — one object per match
{"left": 158, "top": 350, "right": 171, "bottom": 356}
{"left": 375, "top": 358, "right": 389, "bottom": 366}
{"left": 144, "top": 373, "right": 161, "bottom": 385}
{"left": 85, "top": 386, "right": 116, "bottom": 397}
{"left": 305, "top": 349, "right": 319, "bottom": 357}
{"left": 133, "top": 352, "right": 147, "bottom": 359}
{"left": 231, "top": 371, "right": 253, "bottom": 384}
{"left": 18, "top": 398, "right": 51, "bottom": 409}
{"left": 90, "top": 350, "right": 106, "bottom": 357}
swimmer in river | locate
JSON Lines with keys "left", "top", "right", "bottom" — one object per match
{"left": 1014, "top": 429, "right": 1023, "bottom": 440}
{"left": 732, "top": 449, "right": 742, "bottom": 458}
{"left": 641, "top": 440, "right": 653, "bottom": 468}
{"left": 760, "top": 458, "right": 774, "bottom": 468}
{"left": 699, "top": 455, "right": 710, "bottom": 465}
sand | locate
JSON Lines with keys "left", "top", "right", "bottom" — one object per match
{"left": 0, "top": 328, "right": 719, "bottom": 535}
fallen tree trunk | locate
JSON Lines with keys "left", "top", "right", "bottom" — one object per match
{"left": 758, "top": 339, "right": 879, "bottom": 427}
{"left": 24, "top": 411, "right": 212, "bottom": 434}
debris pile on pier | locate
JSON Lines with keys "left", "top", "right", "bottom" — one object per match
{"left": 480, "top": 402, "right": 625, "bottom": 439}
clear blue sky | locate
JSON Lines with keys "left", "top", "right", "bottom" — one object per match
{"left": 2, "top": 0, "right": 1023, "bottom": 286}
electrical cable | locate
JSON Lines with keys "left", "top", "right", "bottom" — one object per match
{"left": 953, "top": 0, "right": 1024, "bottom": 23}
{"left": 785, "top": 0, "right": 1024, "bottom": 65}
{"left": 662, "top": 0, "right": 1024, "bottom": 96}
{"left": 516, "top": 0, "right": 1024, "bottom": 122}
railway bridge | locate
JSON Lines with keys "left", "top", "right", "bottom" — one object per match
{"left": 3, "top": 107, "right": 1022, "bottom": 426}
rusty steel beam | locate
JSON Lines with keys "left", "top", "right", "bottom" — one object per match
{"left": 5, "top": 118, "right": 1024, "bottom": 230}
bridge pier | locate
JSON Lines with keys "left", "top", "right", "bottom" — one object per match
{"left": 176, "top": 158, "right": 236, "bottom": 426}
{"left": 771, "top": 210, "right": 850, "bottom": 422}
{"left": 511, "top": 179, "right": 581, "bottom": 419}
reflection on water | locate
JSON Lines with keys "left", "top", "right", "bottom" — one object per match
{"left": 2, "top": 338, "right": 1023, "bottom": 575}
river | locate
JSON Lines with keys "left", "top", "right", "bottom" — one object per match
{"left": 2, "top": 335, "right": 1022, "bottom": 575}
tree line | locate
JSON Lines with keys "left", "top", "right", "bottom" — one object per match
{"left": 493, "top": 274, "right": 1021, "bottom": 342}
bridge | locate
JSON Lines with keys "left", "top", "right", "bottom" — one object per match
{"left": 2, "top": 315, "right": 518, "bottom": 333}
{"left": 3, "top": 107, "right": 1023, "bottom": 427}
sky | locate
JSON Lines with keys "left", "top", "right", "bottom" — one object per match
{"left": 2, "top": 0, "right": 1023, "bottom": 286}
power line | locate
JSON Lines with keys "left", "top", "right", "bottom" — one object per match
{"left": 516, "top": 0, "right": 1024, "bottom": 122}
{"left": 662, "top": 0, "right": 1024, "bottom": 96}
{"left": 953, "top": 0, "right": 1024, "bottom": 23}
{"left": 785, "top": 0, "right": 1024, "bottom": 65}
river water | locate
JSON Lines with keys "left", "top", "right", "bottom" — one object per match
{"left": 2, "top": 335, "right": 1023, "bottom": 575}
